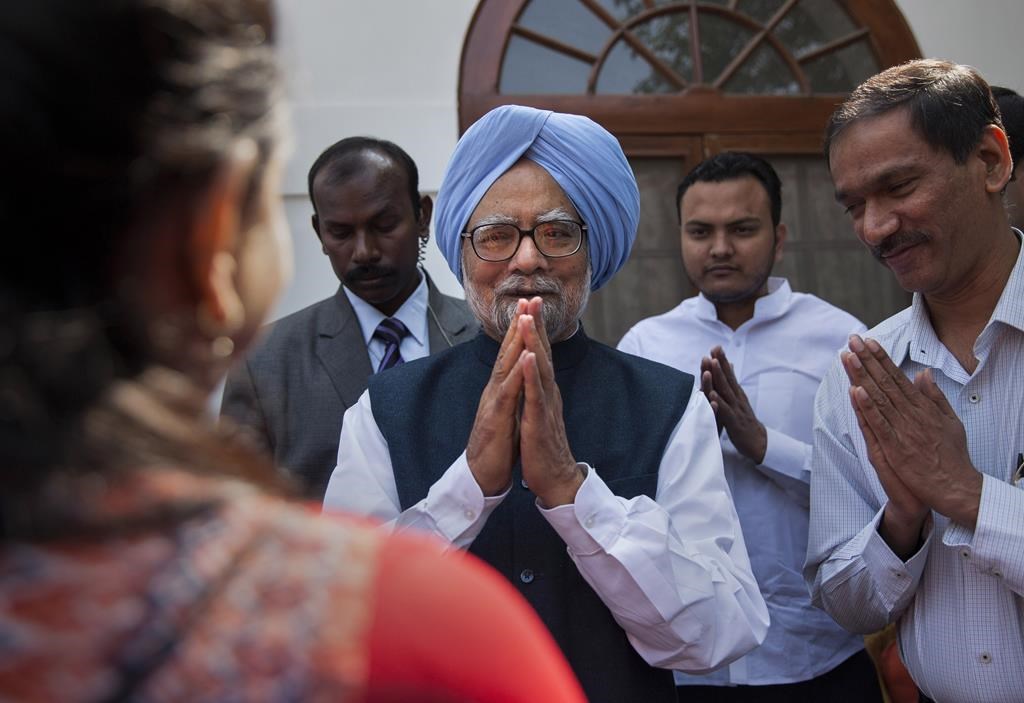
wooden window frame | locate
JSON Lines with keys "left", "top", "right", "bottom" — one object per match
{"left": 459, "top": 0, "right": 922, "bottom": 153}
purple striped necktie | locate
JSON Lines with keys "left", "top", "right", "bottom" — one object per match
{"left": 373, "top": 317, "right": 409, "bottom": 373}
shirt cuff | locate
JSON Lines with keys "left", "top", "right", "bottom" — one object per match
{"left": 861, "top": 505, "right": 931, "bottom": 610}
{"left": 538, "top": 464, "right": 623, "bottom": 556}
{"left": 944, "top": 474, "right": 1024, "bottom": 575}
{"left": 425, "top": 451, "right": 509, "bottom": 542}
{"left": 759, "top": 427, "right": 811, "bottom": 484}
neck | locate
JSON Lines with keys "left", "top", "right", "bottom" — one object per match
{"left": 372, "top": 268, "right": 422, "bottom": 318}
{"left": 714, "top": 299, "right": 757, "bottom": 331}
{"left": 926, "top": 230, "right": 1019, "bottom": 371}
{"left": 712, "top": 281, "right": 770, "bottom": 330}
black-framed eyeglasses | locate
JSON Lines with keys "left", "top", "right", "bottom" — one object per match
{"left": 461, "top": 220, "right": 587, "bottom": 262}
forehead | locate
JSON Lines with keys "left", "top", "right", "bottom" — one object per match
{"left": 313, "top": 152, "right": 409, "bottom": 217}
{"left": 681, "top": 176, "right": 772, "bottom": 221}
{"left": 467, "top": 159, "right": 578, "bottom": 225}
{"left": 829, "top": 108, "right": 946, "bottom": 196}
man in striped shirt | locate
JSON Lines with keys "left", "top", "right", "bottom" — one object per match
{"left": 805, "top": 59, "right": 1024, "bottom": 703}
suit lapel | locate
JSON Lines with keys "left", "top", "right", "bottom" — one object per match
{"left": 315, "top": 287, "right": 373, "bottom": 408}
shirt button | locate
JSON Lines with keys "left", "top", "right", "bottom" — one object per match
{"left": 520, "top": 478, "right": 529, "bottom": 489}
{"left": 980, "top": 652, "right": 992, "bottom": 664}
{"left": 960, "top": 549, "right": 971, "bottom": 559}
{"left": 992, "top": 569, "right": 1004, "bottom": 578}
{"left": 969, "top": 393, "right": 980, "bottom": 404}
{"left": 585, "top": 515, "right": 596, "bottom": 528}
{"left": 464, "top": 508, "right": 476, "bottom": 520}
{"left": 519, "top": 569, "right": 534, "bottom": 584}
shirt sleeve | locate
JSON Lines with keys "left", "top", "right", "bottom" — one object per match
{"left": 942, "top": 474, "right": 1024, "bottom": 596}
{"left": 538, "top": 387, "right": 770, "bottom": 673}
{"left": 804, "top": 362, "right": 930, "bottom": 634}
{"left": 366, "top": 531, "right": 587, "bottom": 703}
{"left": 728, "top": 428, "right": 811, "bottom": 507}
{"left": 322, "top": 390, "right": 507, "bottom": 549}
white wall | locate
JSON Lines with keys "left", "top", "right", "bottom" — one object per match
{"left": 270, "top": 0, "right": 1024, "bottom": 320}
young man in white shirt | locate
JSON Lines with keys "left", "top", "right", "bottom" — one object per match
{"left": 619, "top": 152, "right": 877, "bottom": 702}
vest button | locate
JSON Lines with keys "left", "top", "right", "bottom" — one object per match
{"left": 521, "top": 478, "right": 529, "bottom": 489}
{"left": 519, "top": 569, "right": 535, "bottom": 584}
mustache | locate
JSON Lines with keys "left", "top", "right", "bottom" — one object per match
{"left": 871, "top": 231, "right": 929, "bottom": 261}
{"left": 493, "top": 274, "right": 562, "bottom": 297}
{"left": 344, "top": 265, "right": 396, "bottom": 283}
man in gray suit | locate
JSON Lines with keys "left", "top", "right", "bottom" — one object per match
{"left": 222, "top": 137, "right": 477, "bottom": 498}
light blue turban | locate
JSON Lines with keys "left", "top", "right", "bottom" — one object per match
{"left": 434, "top": 105, "right": 640, "bottom": 291}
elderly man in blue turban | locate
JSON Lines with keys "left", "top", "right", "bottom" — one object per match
{"left": 324, "top": 106, "right": 768, "bottom": 703}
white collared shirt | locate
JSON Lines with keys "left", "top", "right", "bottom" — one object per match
{"left": 618, "top": 277, "right": 866, "bottom": 686}
{"left": 323, "top": 366, "right": 770, "bottom": 673}
{"left": 806, "top": 234, "right": 1024, "bottom": 702}
{"left": 343, "top": 269, "right": 430, "bottom": 371}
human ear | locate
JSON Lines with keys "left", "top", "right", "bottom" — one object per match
{"left": 773, "top": 222, "right": 787, "bottom": 264}
{"left": 977, "top": 125, "right": 1013, "bottom": 194}
{"left": 188, "top": 139, "right": 259, "bottom": 337}
{"left": 418, "top": 194, "right": 434, "bottom": 239}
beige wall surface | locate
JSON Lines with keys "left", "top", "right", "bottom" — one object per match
{"left": 270, "top": 0, "right": 1024, "bottom": 320}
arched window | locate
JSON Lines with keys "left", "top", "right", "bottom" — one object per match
{"left": 460, "top": 0, "right": 922, "bottom": 342}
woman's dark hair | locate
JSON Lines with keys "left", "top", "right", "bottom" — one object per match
{"left": 824, "top": 59, "right": 1003, "bottom": 167}
{"left": 0, "top": 0, "right": 287, "bottom": 534}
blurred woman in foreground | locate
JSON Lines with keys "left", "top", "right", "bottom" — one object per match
{"left": 0, "top": 1, "right": 584, "bottom": 700}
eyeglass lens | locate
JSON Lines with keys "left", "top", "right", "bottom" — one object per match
{"left": 472, "top": 221, "right": 581, "bottom": 261}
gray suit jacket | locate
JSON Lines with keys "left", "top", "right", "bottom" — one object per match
{"left": 221, "top": 278, "right": 478, "bottom": 498}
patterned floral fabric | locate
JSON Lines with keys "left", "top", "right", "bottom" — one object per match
{"left": 0, "top": 470, "right": 379, "bottom": 702}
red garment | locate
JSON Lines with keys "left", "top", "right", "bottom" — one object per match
{"left": 0, "top": 469, "right": 584, "bottom": 702}
{"left": 367, "top": 532, "right": 586, "bottom": 703}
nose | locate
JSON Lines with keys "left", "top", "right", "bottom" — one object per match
{"left": 860, "top": 200, "right": 900, "bottom": 246}
{"left": 509, "top": 233, "right": 548, "bottom": 275}
{"left": 352, "top": 230, "right": 380, "bottom": 264}
{"left": 709, "top": 231, "right": 732, "bottom": 258}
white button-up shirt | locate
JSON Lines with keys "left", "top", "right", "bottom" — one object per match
{"left": 618, "top": 277, "right": 866, "bottom": 686}
{"left": 343, "top": 269, "right": 430, "bottom": 371}
{"left": 805, "top": 236, "right": 1024, "bottom": 702}
{"left": 323, "top": 365, "right": 770, "bottom": 673}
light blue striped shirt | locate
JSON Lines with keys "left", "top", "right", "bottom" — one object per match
{"left": 805, "top": 233, "right": 1024, "bottom": 703}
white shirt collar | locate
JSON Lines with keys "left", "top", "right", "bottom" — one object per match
{"left": 694, "top": 276, "right": 792, "bottom": 325}
{"left": 342, "top": 268, "right": 429, "bottom": 347}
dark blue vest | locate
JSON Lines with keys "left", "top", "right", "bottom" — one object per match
{"left": 369, "top": 329, "right": 693, "bottom": 703}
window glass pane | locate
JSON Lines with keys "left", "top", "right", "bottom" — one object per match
{"left": 518, "top": 0, "right": 615, "bottom": 56}
{"left": 803, "top": 39, "right": 879, "bottom": 93}
{"left": 592, "top": 0, "right": 645, "bottom": 23}
{"left": 632, "top": 14, "right": 694, "bottom": 82}
{"left": 723, "top": 42, "right": 800, "bottom": 94}
{"left": 596, "top": 13, "right": 692, "bottom": 94}
{"left": 773, "top": 0, "right": 857, "bottom": 57}
{"left": 698, "top": 12, "right": 757, "bottom": 85}
{"left": 500, "top": 35, "right": 592, "bottom": 93}
{"left": 596, "top": 39, "right": 676, "bottom": 94}
{"left": 737, "top": 0, "right": 788, "bottom": 25}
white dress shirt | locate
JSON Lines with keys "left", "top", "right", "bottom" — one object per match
{"left": 805, "top": 236, "right": 1024, "bottom": 703}
{"left": 343, "top": 268, "right": 430, "bottom": 370}
{"left": 323, "top": 376, "right": 770, "bottom": 672}
{"left": 619, "top": 278, "right": 866, "bottom": 686}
